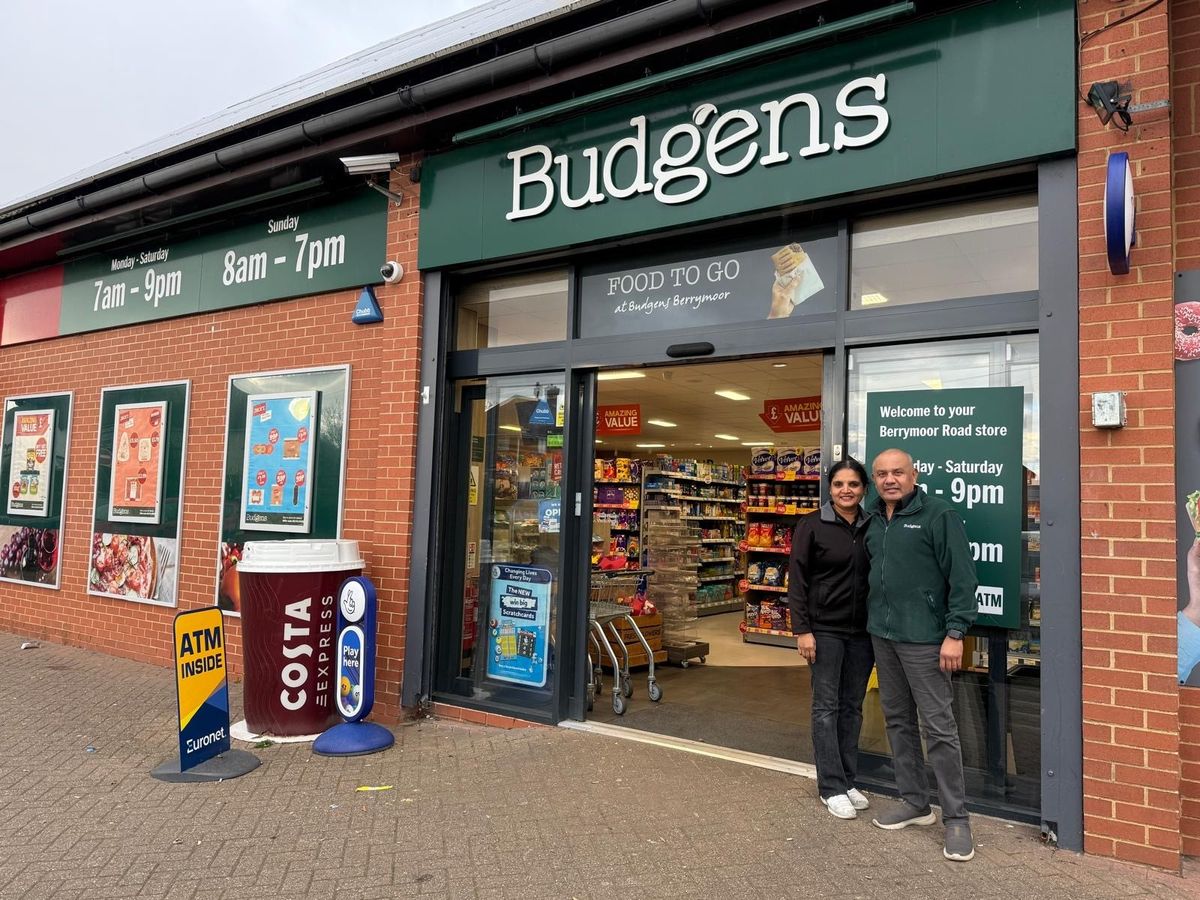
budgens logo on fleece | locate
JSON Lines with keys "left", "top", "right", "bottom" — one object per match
{"left": 506, "top": 74, "right": 890, "bottom": 221}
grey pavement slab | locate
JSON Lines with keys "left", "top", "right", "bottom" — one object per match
{"left": 0, "top": 631, "right": 1196, "bottom": 899}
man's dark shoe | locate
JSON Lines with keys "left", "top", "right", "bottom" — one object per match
{"left": 943, "top": 821, "right": 975, "bottom": 861}
{"left": 871, "top": 802, "right": 937, "bottom": 830}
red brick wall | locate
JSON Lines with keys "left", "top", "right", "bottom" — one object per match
{"left": 1173, "top": 0, "right": 1200, "bottom": 858}
{"left": 0, "top": 155, "right": 423, "bottom": 724}
{"left": 1078, "top": 0, "right": 1181, "bottom": 871}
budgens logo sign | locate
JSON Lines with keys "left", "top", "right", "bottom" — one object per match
{"left": 506, "top": 74, "right": 889, "bottom": 221}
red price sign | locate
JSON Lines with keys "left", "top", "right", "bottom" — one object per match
{"left": 255, "top": 470, "right": 268, "bottom": 487}
{"left": 138, "top": 467, "right": 148, "bottom": 484}
{"left": 295, "top": 470, "right": 306, "bottom": 486}
{"left": 35, "top": 437, "right": 48, "bottom": 464}
{"left": 275, "top": 470, "right": 287, "bottom": 486}
{"left": 297, "top": 426, "right": 309, "bottom": 443}
{"left": 151, "top": 431, "right": 160, "bottom": 448}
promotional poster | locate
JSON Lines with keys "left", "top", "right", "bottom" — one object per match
{"left": 1175, "top": 271, "right": 1200, "bottom": 687}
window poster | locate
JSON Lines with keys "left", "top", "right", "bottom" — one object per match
{"left": 1174, "top": 274, "right": 1200, "bottom": 687}
{"left": 239, "top": 391, "right": 317, "bottom": 533}
{"left": 89, "top": 382, "right": 189, "bottom": 607}
{"left": 486, "top": 564, "right": 552, "bottom": 688}
{"left": 218, "top": 366, "right": 349, "bottom": 616}
{"left": 108, "top": 401, "right": 168, "bottom": 524}
{"left": 0, "top": 392, "right": 73, "bottom": 590}
{"left": 7, "top": 409, "right": 54, "bottom": 517}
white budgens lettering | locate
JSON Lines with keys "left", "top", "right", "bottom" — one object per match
{"left": 554, "top": 147, "right": 605, "bottom": 209}
{"left": 834, "top": 74, "right": 890, "bottom": 150}
{"left": 705, "top": 109, "right": 760, "bottom": 176}
{"left": 504, "top": 71, "right": 891, "bottom": 218}
{"left": 601, "top": 116, "right": 654, "bottom": 200}
{"left": 652, "top": 123, "right": 708, "bottom": 204}
{"left": 759, "top": 92, "right": 829, "bottom": 166}
{"left": 506, "top": 145, "right": 556, "bottom": 220}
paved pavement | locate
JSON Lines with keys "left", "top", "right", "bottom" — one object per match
{"left": 1, "top": 632, "right": 1197, "bottom": 900}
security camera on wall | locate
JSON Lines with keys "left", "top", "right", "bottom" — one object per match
{"left": 380, "top": 261, "right": 404, "bottom": 284}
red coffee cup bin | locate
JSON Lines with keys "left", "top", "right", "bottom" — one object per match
{"left": 238, "top": 539, "right": 364, "bottom": 736}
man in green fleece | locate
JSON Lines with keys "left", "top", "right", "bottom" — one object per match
{"left": 865, "top": 448, "right": 978, "bottom": 862}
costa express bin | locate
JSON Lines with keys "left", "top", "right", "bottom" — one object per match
{"left": 238, "top": 540, "right": 363, "bottom": 735}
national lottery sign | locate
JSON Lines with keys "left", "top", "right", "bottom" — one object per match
{"left": 173, "top": 608, "right": 231, "bottom": 770}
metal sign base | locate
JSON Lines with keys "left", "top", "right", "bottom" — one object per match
{"left": 150, "top": 749, "right": 260, "bottom": 783}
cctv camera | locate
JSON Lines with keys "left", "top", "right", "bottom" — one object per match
{"left": 380, "top": 261, "right": 404, "bottom": 284}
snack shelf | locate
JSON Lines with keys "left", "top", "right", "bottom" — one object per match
{"left": 744, "top": 584, "right": 787, "bottom": 594}
{"left": 595, "top": 479, "right": 640, "bottom": 485}
{"left": 701, "top": 538, "right": 735, "bottom": 544}
{"left": 742, "top": 626, "right": 796, "bottom": 648}
{"left": 643, "top": 469, "right": 741, "bottom": 486}
{"left": 595, "top": 503, "right": 638, "bottom": 510}
{"left": 698, "top": 574, "right": 736, "bottom": 583}
{"left": 698, "top": 557, "right": 736, "bottom": 564}
{"left": 681, "top": 496, "right": 741, "bottom": 504}
{"left": 745, "top": 546, "right": 789, "bottom": 555}
{"left": 681, "top": 515, "right": 739, "bottom": 522}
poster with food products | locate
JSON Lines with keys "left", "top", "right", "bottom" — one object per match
{"left": 108, "top": 401, "right": 167, "bottom": 524}
{"left": 7, "top": 409, "right": 54, "bottom": 517}
{"left": 239, "top": 391, "right": 317, "bottom": 533}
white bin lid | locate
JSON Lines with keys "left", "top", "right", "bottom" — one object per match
{"left": 238, "top": 539, "right": 364, "bottom": 574}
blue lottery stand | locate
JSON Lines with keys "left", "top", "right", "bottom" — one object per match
{"left": 313, "top": 576, "right": 395, "bottom": 757}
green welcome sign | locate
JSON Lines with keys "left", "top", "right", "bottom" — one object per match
{"left": 419, "top": 0, "right": 1074, "bottom": 269}
{"left": 865, "top": 387, "right": 1024, "bottom": 630}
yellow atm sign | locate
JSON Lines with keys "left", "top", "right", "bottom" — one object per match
{"left": 173, "top": 608, "right": 231, "bottom": 770}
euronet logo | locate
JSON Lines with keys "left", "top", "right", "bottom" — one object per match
{"left": 506, "top": 73, "right": 890, "bottom": 220}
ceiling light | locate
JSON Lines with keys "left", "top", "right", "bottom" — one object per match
{"left": 635, "top": 442, "right": 666, "bottom": 448}
{"left": 860, "top": 292, "right": 889, "bottom": 306}
{"left": 595, "top": 439, "right": 603, "bottom": 444}
{"left": 598, "top": 370, "right": 645, "bottom": 381}
{"left": 741, "top": 441, "right": 774, "bottom": 446}
{"left": 715, "top": 390, "right": 750, "bottom": 401}
{"left": 646, "top": 419, "right": 677, "bottom": 428}
{"left": 773, "top": 363, "right": 787, "bottom": 368}
{"left": 714, "top": 433, "right": 740, "bottom": 441}
{"left": 499, "top": 425, "right": 522, "bottom": 432}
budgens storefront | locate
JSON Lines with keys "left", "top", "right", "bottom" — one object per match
{"left": 407, "top": 0, "right": 1081, "bottom": 842}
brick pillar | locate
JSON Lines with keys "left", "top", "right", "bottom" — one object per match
{"left": 1077, "top": 0, "right": 1181, "bottom": 871}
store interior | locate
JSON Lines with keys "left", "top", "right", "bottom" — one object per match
{"left": 585, "top": 353, "right": 856, "bottom": 759}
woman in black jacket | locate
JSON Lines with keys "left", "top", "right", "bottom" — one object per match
{"left": 787, "top": 458, "right": 874, "bottom": 820}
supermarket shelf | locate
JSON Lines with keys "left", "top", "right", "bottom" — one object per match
{"left": 697, "top": 599, "right": 743, "bottom": 616}
{"left": 746, "top": 506, "right": 814, "bottom": 516}
{"left": 644, "top": 488, "right": 683, "bottom": 496}
{"left": 682, "top": 496, "right": 741, "bottom": 504}
{"left": 698, "top": 557, "right": 736, "bottom": 564}
{"left": 595, "top": 503, "right": 639, "bottom": 510}
{"left": 742, "top": 627, "right": 797, "bottom": 648}
{"left": 681, "top": 515, "right": 739, "bottom": 522}
{"left": 747, "top": 474, "right": 820, "bottom": 482}
{"left": 595, "top": 479, "right": 639, "bottom": 485}
{"left": 642, "top": 504, "right": 680, "bottom": 511}
{"left": 698, "top": 574, "right": 736, "bottom": 583}
{"left": 644, "top": 470, "right": 742, "bottom": 486}
{"left": 746, "top": 546, "right": 789, "bottom": 554}
{"left": 700, "top": 538, "right": 735, "bottom": 544}
{"left": 744, "top": 584, "right": 787, "bottom": 593}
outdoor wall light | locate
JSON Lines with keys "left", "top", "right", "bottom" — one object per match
{"left": 1087, "top": 81, "right": 1133, "bottom": 131}
{"left": 339, "top": 153, "right": 405, "bottom": 205}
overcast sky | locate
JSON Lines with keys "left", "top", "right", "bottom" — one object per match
{"left": 0, "top": 0, "right": 484, "bottom": 208}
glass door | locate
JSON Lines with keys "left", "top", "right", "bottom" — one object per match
{"left": 435, "top": 373, "right": 568, "bottom": 719}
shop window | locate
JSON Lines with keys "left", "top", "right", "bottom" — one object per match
{"left": 846, "top": 334, "right": 1041, "bottom": 814}
{"left": 850, "top": 195, "right": 1038, "bottom": 311}
{"left": 454, "top": 270, "right": 569, "bottom": 350}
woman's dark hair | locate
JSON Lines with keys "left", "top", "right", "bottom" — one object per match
{"left": 827, "top": 457, "right": 869, "bottom": 488}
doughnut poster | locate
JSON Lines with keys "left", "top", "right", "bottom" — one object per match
{"left": 1175, "top": 274, "right": 1200, "bottom": 687}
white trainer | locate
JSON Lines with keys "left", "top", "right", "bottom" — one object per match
{"left": 846, "top": 788, "right": 870, "bottom": 810}
{"left": 820, "top": 794, "right": 857, "bottom": 819}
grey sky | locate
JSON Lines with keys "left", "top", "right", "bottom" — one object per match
{"left": 0, "top": 0, "right": 482, "bottom": 207}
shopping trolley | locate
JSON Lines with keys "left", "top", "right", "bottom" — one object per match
{"left": 587, "top": 571, "right": 662, "bottom": 715}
